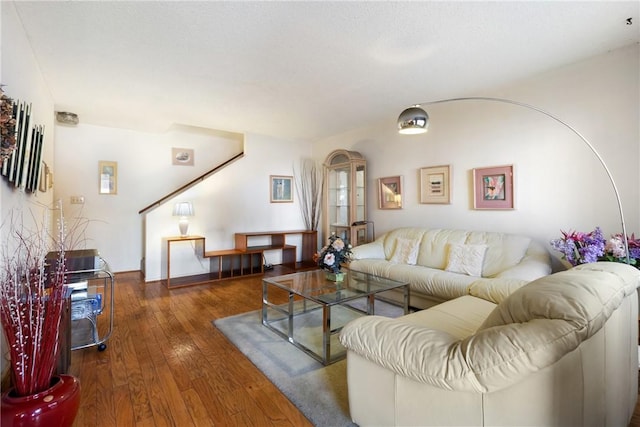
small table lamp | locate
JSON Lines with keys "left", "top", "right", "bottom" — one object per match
{"left": 173, "top": 202, "right": 194, "bottom": 236}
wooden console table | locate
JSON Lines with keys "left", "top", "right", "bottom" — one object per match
{"left": 163, "top": 230, "right": 318, "bottom": 289}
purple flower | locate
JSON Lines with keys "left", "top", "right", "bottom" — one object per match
{"left": 550, "top": 227, "right": 605, "bottom": 266}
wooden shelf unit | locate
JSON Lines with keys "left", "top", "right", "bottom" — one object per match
{"left": 163, "top": 230, "right": 318, "bottom": 289}
{"left": 234, "top": 230, "right": 317, "bottom": 268}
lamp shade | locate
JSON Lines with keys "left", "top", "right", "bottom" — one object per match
{"left": 397, "top": 106, "right": 429, "bottom": 134}
{"left": 173, "top": 202, "right": 194, "bottom": 217}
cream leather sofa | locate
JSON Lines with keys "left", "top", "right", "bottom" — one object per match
{"left": 340, "top": 262, "right": 640, "bottom": 427}
{"left": 349, "top": 227, "right": 551, "bottom": 309}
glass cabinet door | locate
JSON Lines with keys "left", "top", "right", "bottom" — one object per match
{"left": 323, "top": 150, "right": 367, "bottom": 247}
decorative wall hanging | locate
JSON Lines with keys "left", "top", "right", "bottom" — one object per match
{"left": 2, "top": 99, "right": 31, "bottom": 185}
{"left": 473, "top": 164, "right": 514, "bottom": 209}
{"left": 99, "top": 161, "right": 118, "bottom": 195}
{"left": 172, "top": 147, "right": 194, "bottom": 166}
{"left": 0, "top": 86, "right": 17, "bottom": 161}
{"left": 24, "top": 125, "right": 44, "bottom": 193}
{"left": 270, "top": 175, "right": 293, "bottom": 203}
{"left": 378, "top": 176, "right": 403, "bottom": 209}
{"left": 420, "top": 165, "right": 451, "bottom": 204}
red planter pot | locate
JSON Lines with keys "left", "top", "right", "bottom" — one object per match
{"left": 1, "top": 374, "right": 81, "bottom": 427}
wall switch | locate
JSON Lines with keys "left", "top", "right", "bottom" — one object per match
{"left": 70, "top": 196, "right": 85, "bottom": 204}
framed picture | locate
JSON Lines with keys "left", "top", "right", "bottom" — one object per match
{"left": 473, "top": 164, "right": 514, "bottom": 209}
{"left": 172, "top": 147, "right": 194, "bottom": 166}
{"left": 270, "top": 175, "right": 293, "bottom": 203}
{"left": 420, "top": 165, "right": 451, "bottom": 204}
{"left": 378, "top": 176, "right": 403, "bottom": 209}
{"left": 99, "top": 161, "right": 118, "bottom": 195}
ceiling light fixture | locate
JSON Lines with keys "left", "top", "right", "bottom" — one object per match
{"left": 397, "top": 96, "right": 630, "bottom": 264}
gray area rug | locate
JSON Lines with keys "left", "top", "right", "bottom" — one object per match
{"left": 214, "top": 299, "right": 403, "bottom": 427}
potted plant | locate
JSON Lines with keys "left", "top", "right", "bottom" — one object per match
{"left": 315, "top": 233, "right": 353, "bottom": 281}
{"left": 0, "top": 205, "right": 80, "bottom": 427}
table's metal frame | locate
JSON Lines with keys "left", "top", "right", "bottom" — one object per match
{"left": 261, "top": 272, "right": 409, "bottom": 365}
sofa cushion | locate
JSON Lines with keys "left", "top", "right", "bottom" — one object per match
{"left": 389, "top": 237, "right": 420, "bottom": 265}
{"left": 465, "top": 232, "right": 531, "bottom": 277}
{"left": 445, "top": 243, "right": 487, "bottom": 277}
{"left": 386, "top": 264, "right": 478, "bottom": 301}
{"left": 416, "top": 229, "right": 469, "bottom": 269}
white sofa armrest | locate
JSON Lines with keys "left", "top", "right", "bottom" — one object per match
{"left": 350, "top": 240, "right": 385, "bottom": 260}
{"left": 341, "top": 313, "right": 585, "bottom": 394}
{"left": 340, "top": 316, "right": 481, "bottom": 392}
{"left": 467, "top": 277, "right": 529, "bottom": 304}
{"left": 494, "top": 242, "right": 551, "bottom": 281}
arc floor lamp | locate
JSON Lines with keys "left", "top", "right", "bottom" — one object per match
{"left": 397, "top": 97, "right": 630, "bottom": 264}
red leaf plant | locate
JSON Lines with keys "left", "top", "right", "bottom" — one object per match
{"left": 0, "top": 205, "right": 68, "bottom": 396}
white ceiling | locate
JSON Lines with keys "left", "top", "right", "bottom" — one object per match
{"left": 9, "top": 1, "right": 640, "bottom": 141}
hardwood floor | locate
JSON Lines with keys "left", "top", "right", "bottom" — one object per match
{"left": 69, "top": 269, "right": 640, "bottom": 427}
{"left": 70, "top": 268, "right": 312, "bottom": 427}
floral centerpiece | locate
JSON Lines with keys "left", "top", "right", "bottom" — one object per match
{"left": 549, "top": 227, "right": 605, "bottom": 266}
{"left": 601, "top": 233, "right": 640, "bottom": 269}
{"left": 550, "top": 226, "right": 639, "bottom": 269}
{"left": 314, "top": 233, "right": 352, "bottom": 279}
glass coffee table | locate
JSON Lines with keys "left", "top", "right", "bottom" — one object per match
{"left": 262, "top": 268, "right": 409, "bottom": 365}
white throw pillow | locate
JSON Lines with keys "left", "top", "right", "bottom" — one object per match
{"left": 389, "top": 238, "right": 420, "bottom": 265}
{"left": 445, "top": 243, "right": 488, "bottom": 277}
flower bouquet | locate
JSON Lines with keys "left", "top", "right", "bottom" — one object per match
{"left": 601, "top": 233, "right": 640, "bottom": 269}
{"left": 314, "top": 233, "right": 352, "bottom": 277}
{"left": 549, "top": 227, "right": 605, "bottom": 266}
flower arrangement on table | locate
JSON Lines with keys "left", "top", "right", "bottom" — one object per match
{"left": 601, "top": 233, "right": 640, "bottom": 268}
{"left": 550, "top": 226, "right": 639, "bottom": 269}
{"left": 314, "top": 233, "right": 353, "bottom": 273}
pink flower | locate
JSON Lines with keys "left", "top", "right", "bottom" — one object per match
{"left": 331, "top": 239, "right": 345, "bottom": 251}
{"left": 323, "top": 253, "right": 335, "bottom": 266}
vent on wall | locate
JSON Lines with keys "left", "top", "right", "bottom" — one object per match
{"left": 56, "top": 111, "right": 79, "bottom": 125}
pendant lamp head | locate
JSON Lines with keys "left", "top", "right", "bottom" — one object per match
{"left": 397, "top": 106, "right": 429, "bottom": 134}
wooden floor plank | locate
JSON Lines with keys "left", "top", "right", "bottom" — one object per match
{"left": 69, "top": 269, "right": 311, "bottom": 426}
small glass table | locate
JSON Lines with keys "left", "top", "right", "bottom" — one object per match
{"left": 262, "top": 268, "right": 409, "bottom": 365}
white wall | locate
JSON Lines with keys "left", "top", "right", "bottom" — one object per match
{"left": 144, "top": 133, "right": 312, "bottom": 281}
{"left": 313, "top": 44, "right": 639, "bottom": 271}
{"left": 53, "top": 123, "right": 244, "bottom": 273}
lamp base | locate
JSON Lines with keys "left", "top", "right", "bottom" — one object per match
{"left": 178, "top": 218, "right": 189, "bottom": 236}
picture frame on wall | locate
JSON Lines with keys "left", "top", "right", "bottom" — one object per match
{"left": 99, "top": 160, "right": 118, "bottom": 195}
{"left": 172, "top": 147, "right": 194, "bottom": 166}
{"left": 378, "top": 176, "right": 403, "bottom": 209}
{"left": 420, "top": 165, "right": 451, "bottom": 204}
{"left": 270, "top": 175, "right": 293, "bottom": 203}
{"left": 473, "top": 164, "right": 514, "bottom": 209}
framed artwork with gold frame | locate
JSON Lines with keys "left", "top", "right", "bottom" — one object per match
{"left": 99, "top": 161, "right": 118, "bottom": 195}
{"left": 378, "top": 176, "right": 403, "bottom": 209}
{"left": 420, "top": 165, "right": 451, "bottom": 204}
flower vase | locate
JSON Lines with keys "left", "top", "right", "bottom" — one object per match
{"left": 1, "top": 374, "right": 81, "bottom": 427}
{"left": 326, "top": 271, "right": 345, "bottom": 282}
